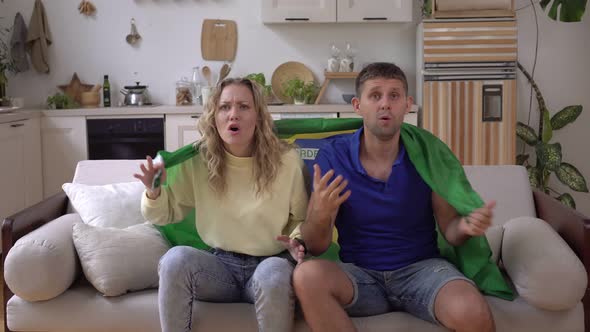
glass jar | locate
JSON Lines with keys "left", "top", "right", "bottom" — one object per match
{"left": 176, "top": 77, "right": 193, "bottom": 106}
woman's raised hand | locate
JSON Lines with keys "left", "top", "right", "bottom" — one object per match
{"left": 133, "top": 155, "right": 167, "bottom": 199}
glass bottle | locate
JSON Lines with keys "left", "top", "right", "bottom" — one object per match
{"left": 103, "top": 75, "right": 111, "bottom": 107}
{"left": 191, "top": 67, "right": 203, "bottom": 105}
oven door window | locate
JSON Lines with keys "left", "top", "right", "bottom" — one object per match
{"left": 87, "top": 118, "right": 164, "bottom": 160}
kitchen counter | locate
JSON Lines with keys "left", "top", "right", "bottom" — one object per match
{"left": 0, "top": 108, "right": 42, "bottom": 124}
{"left": 4, "top": 103, "right": 418, "bottom": 121}
{"left": 35, "top": 104, "right": 361, "bottom": 117}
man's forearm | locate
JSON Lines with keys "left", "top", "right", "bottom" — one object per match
{"left": 300, "top": 216, "right": 333, "bottom": 256}
{"left": 444, "top": 216, "right": 471, "bottom": 246}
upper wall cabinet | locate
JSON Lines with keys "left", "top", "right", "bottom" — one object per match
{"left": 337, "top": 0, "right": 412, "bottom": 23}
{"left": 261, "top": 0, "right": 337, "bottom": 23}
{"left": 261, "top": 0, "right": 412, "bottom": 23}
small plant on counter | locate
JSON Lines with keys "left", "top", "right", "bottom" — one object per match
{"left": 283, "top": 78, "right": 318, "bottom": 105}
{"left": 46, "top": 93, "right": 78, "bottom": 109}
{"left": 244, "top": 73, "right": 273, "bottom": 101}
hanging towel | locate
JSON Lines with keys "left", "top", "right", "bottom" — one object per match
{"left": 10, "top": 13, "right": 30, "bottom": 73}
{"left": 26, "top": 0, "right": 52, "bottom": 74}
{"left": 152, "top": 118, "right": 515, "bottom": 301}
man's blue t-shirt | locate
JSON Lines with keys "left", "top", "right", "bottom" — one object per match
{"left": 313, "top": 128, "right": 440, "bottom": 271}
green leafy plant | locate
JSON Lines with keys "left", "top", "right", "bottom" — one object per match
{"left": 46, "top": 93, "right": 78, "bottom": 109}
{"left": 540, "top": 0, "right": 587, "bottom": 22}
{"left": 0, "top": 19, "right": 17, "bottom": 104}
{"left": 516, "top": 62, "right": 587, "bottom": 209}
{"left": 244, "top": 73, "right": 273, "bottom": 99}
{"left": 283, "top": 78, "right": 318, "bottom": 105}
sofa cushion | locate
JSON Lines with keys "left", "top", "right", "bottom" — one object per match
{"left": 502, "top": 216, "right": 587, "bottom": 311}
{"left": 4, "top": 213, "right": 81, "bottom": 302}
{"left": 63, "top": 181, "right": 146, "bottom": 228}
{"left": 463, "top": 165, "right": 536, "bottom": 227}
{"left": 72, "top": 222, "right": 169, "bottom": 296}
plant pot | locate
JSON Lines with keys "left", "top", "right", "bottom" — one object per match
{"left": 293, "top": 97, "right": 306, "bottom": 105}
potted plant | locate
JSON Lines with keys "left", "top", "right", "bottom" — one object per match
{"left": 0, "top": 22, "right": 17, "bottom": 106}
{"left": 245, "top": 73, "right": 274, "bottom": 103}
{"left": 283, "top": 78, "right": 318, "bottom": 105}
{"left": 47, "top": 93, "right": 78, "bottom": 109}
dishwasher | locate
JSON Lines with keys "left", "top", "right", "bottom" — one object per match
{"left": 86, "top": 116, "right": 164, "bottom": 160}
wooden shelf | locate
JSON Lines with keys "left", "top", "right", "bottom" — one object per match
{"left": 315, "top": 71, "right": 359, "bottom": 104}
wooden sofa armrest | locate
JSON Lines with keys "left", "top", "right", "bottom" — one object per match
{"left": 532, "top": 190, "right": 590, "bottom": 332}
{"left": 2, "top": 191, "right": 69, "bottom": 332}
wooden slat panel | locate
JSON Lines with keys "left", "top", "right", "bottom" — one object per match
{"left": 424, "top": 39, "right": 516, "bottom": 46}
{"left": 451, "top": 81, "right": 457, "bottom": 160}
{"left": 424, "top": 30, "right": 516, "bottom": 37}
{"left": 422, "top": 82, "right": 434, "bottom": 132}
{"left": 425, "top": 55, "right": 517, "bottom": 62}
{"left": 425, "top": 47, "right": 517, "bottom": 54}
{"left": 475, "top": 81, "right": 484, "bottom": 165}
{"left": 424, "top": 21, "right": 516, "bottom": 29}
{"left": 458, "top": 81, "right": 466, "bottom": 164}
{"left": 433, "top": 82, "right": 440, "bottom": 137}
{"left": 433, "top": 10, "right": 515, "bottom": 19}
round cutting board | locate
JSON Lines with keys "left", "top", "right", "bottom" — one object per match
{"left": 271, "top": 62, "right": 315, "bottom": 103}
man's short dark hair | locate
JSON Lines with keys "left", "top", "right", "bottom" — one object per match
{"left": 355, "top": 62, "right": 408, "bottom": 98}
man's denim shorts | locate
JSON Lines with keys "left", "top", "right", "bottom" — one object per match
{"left": 339, "top": 258, "right": 474, "bottom": 324}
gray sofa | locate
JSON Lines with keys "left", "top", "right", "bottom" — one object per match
{"left": 2, "top": 160, "right": 589, "bottom": 332}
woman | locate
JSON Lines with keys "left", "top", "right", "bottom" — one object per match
{"left": 134, "top": 78, "right": 308, "bottom": 332}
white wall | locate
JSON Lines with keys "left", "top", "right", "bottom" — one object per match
{"left": 515, "top": 0, "right": 590, "bottom": 215}
{"left": 2, "top": 0, "right": 589, "bottom": 214}
{"left": 1, "top": 0, "right": 419, "bottom": 106}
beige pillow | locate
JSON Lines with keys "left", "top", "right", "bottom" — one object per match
{"left": 62, "top": 181, "right": 145, "bottom": 228}
{"left": 4, "top": 214, "right": 81, "bottom": 302}
{"left": 502, "top": 216, "right": 587, "bottom": 311}
{"left": 72, "top": 222, "right": 169, "bottom": 296}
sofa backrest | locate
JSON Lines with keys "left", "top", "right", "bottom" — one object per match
{"left": 464, "top": 165, "right": 536, "bottom": 227}
{"left": 73, "top": 160, "right": 144, "bottom": 185}
{"left": 72, "top": 160, "right": 536, "bottom": 227}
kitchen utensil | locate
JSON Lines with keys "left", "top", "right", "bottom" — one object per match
{"left": 271, "top": 61, "right": 315, "bottom": 103}
{"left": 119, "top": 82, "right": 151, "bottom": 106}
{"left": 218, "top": 63, "right": 231, "bottom": 84}
{"left": 126, "top": 18, "right": 141, "bottom": 45}
{"left": 202, "top": 66, "right": 212, "bottom": 86}
{"left": 201, "top": 19, "right": 237, "bottom": 61}
{"left": 90, "top": 84, "right": 101, "bottom": 93}
{"left": 80, "top": 91, "right": 100, "bottom": 108}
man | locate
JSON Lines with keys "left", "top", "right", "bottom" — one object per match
{"left": 293, "top": 62, "right": 496, "bottom": 332}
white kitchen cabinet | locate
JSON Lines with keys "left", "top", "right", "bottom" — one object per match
{"left": 41, "top": 116, "right": 87, "bottom": 197}
{"left": 261, "top": 0, "right": 337, "bottom": 23}
{"left": 336, "top": 0, "right": 413, "bottom": 22}
{"left": 165, "top": 114, "right": 202, "bottom": 152}
{"left": 339, "top": 111, "right": 418, "bottom": 126}
{"left": 0, "top": 118, "right": 42, "bottom": 221}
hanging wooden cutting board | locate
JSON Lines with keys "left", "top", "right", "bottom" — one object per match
{"left": 201, "top": 19, "right": 237, "bottom": 61}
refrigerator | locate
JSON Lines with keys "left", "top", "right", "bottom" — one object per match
{"left": 417, "top": 19, "right": 517, "bottom": 165}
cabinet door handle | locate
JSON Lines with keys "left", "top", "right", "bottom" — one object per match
{"left": 10, "top": 123, "right": 24, "bottom": 128}
{"left": 190, "top": 115, "right": 201, "bottom": 119}
{"left": 363, "top": 17, "right": 387, "bottom": 21}
{"left": 285, "top": 18, "right": 310, "bottom": 21}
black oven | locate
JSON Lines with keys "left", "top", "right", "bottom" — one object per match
{"left": 87, "top": 117, "right": 164, "bottom": 160}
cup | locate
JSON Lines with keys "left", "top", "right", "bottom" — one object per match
{"left": 201, "top": 86, "right": 213, "bottom": 107}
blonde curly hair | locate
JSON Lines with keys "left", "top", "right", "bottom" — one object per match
{"left": 197, "top": 78, "right": 291, "bottom": 196}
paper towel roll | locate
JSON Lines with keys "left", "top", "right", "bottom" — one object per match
{"left": 436, "top": 0, "right": 512, "bottom": 11}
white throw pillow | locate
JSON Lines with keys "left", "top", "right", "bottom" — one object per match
{"left": 73, "top": 222, "right": 170, "bottom": 297}
{"left": 62, "top": 181, "right": 145, "bottom": 228}
{"left": 502, "top": 216, "right": 587, "bottom": 311}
